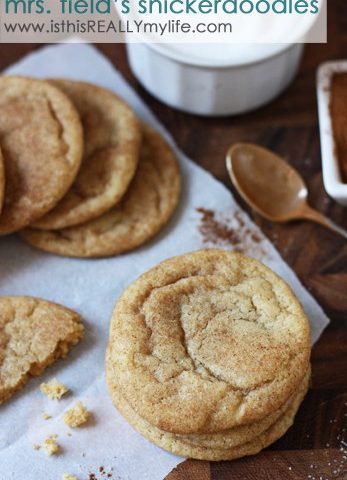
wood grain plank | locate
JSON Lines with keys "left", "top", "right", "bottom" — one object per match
{"left": 211, "top": 449, "right": 347, "bottom": 479}
{"left": 166, "top": 460, "right": 211, "bottom": 480}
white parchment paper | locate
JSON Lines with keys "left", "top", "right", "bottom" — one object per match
{"left": 0, "top": 44, "right": 329, "bottom": 480}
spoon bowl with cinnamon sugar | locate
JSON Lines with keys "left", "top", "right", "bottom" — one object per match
{"left": 226, "top": 143, "right": 347, "bottom": 240}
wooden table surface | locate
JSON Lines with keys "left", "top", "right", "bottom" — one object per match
{"left": 1, "top": 1, "right": 347, "bottom": 478}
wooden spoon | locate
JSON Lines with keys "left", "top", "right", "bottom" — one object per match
{"left": 226, "top": 143, "right": 347, "bottom": 240}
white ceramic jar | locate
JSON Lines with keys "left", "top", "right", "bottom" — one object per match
{"left": 126, "top": 42, "right": 304, "bottom": 116}
{"left": 317, "top": 61, "right": 347, "bottom": 206}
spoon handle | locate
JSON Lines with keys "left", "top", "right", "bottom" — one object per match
{"left": 303, "top": 207, "right": 347, "bottom": 240}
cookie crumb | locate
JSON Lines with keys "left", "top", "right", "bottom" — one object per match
{"left": 33, "top": 443, "right": 41, "bottom": 450}
{"left": 42, "top": 412, "right": 52, "bottom": 420}
{"left": 62, "top": 474, "right": 78, "bottom": 480}
{"left": 44, "top": 436, "right": 60, "bottom": 456}
{"left": 64, "top": 401, "right": 90, "bottom": 427}
{"left": 40, "top": 378, "right": 69, "bottom": 400}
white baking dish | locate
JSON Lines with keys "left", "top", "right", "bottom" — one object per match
{"left": 126, "top": 42, "right": 304, "bottom": 116}
{"left": 317, "top": 61, "right": 347, "bottom": 206}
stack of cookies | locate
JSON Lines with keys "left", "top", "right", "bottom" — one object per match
{"left": 106, "top": 249, "right": 311, "bottom": 461}
{"left": 0, "top": 76, "right": 180, "bottom": 257}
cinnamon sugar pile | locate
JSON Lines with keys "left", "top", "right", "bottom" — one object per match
{"left": 196, "top": 207, "right": 263, "bottom": 256}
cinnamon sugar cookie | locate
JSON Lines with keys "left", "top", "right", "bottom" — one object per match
{"left": 33, "top": 80, "right": 141, "bottom": 230}
{"left": 107, "top": 366, "right": 310, "bottom": 460}
{"left": 106, "top": 249, "right": 310, "bottom": 434}
{"left": 0, "top": 296, "right": 83, "bottom": 404}
{"left": 21, "top": 126, "right": 180, "bottom": 257}
{"left": 0, "top": 76, "right": 83, "bottom": 234}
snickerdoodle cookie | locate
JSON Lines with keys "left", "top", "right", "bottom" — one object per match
{"left": 21, "top": 125, "right": 180, "bottom": 257}
{"left": 107, "top": 367, "right": 310, "bottom": 460}
{"left": 106, "top": 249, "right": 310, "bottom": 446}
{"left": 0, "top": 296, "right": 83, "bottom": 404}
{"left": 0, "top": 76, "right": 83, "bottom": 235}
{"left": 33, "top": 80, "right": 141, "bottom": 230}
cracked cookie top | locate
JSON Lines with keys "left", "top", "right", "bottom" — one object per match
{"left": 33, "top": 80, "right": 141, "bottom": 230}
{"left": 0, "top": 76, "right": 83, "bottom": 234}
{"left": 106, "top": 249, "right": 311, "bottom": 434}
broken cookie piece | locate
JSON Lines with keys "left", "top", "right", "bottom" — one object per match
{"left": 0, "top": 296, "right": 83, "bottom": 404}
{"left": 62, "top": 474, "right": 78, "bottom": 480}
{"left": 64, "top": 401, "right": 90, "bottom": 427}
{"left": 40, "top": 378, "right": 69, "bottom": 400}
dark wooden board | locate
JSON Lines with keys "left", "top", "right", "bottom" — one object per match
{"left": 1, "top": 1, "right": 346, "bottom": 477}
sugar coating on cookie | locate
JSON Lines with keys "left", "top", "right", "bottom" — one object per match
{"left": 21, "top": 125, "right": 180, "bottom": 258}
{"left": 63, "top": 401, "right": 90, "bottom": 427}
{"left": 40, "top": 378, "right": 69, "bottom": 400}
{"left": 106, "top": 249, "right": 311, "bottom": 435}
{"left": 0, "top": 296, "right": 84, "bottom": 404}
{"left": 169, "top": 368, "right": 310, "bottom": 450}
{"left": 0, "top": 76, "right": 83, "bottom": 235}
{"left": 34, "top": 80, "right": 141, "bottom": 230}
{"left": 108, "top": 367, "right": 310, "bottom": 461}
